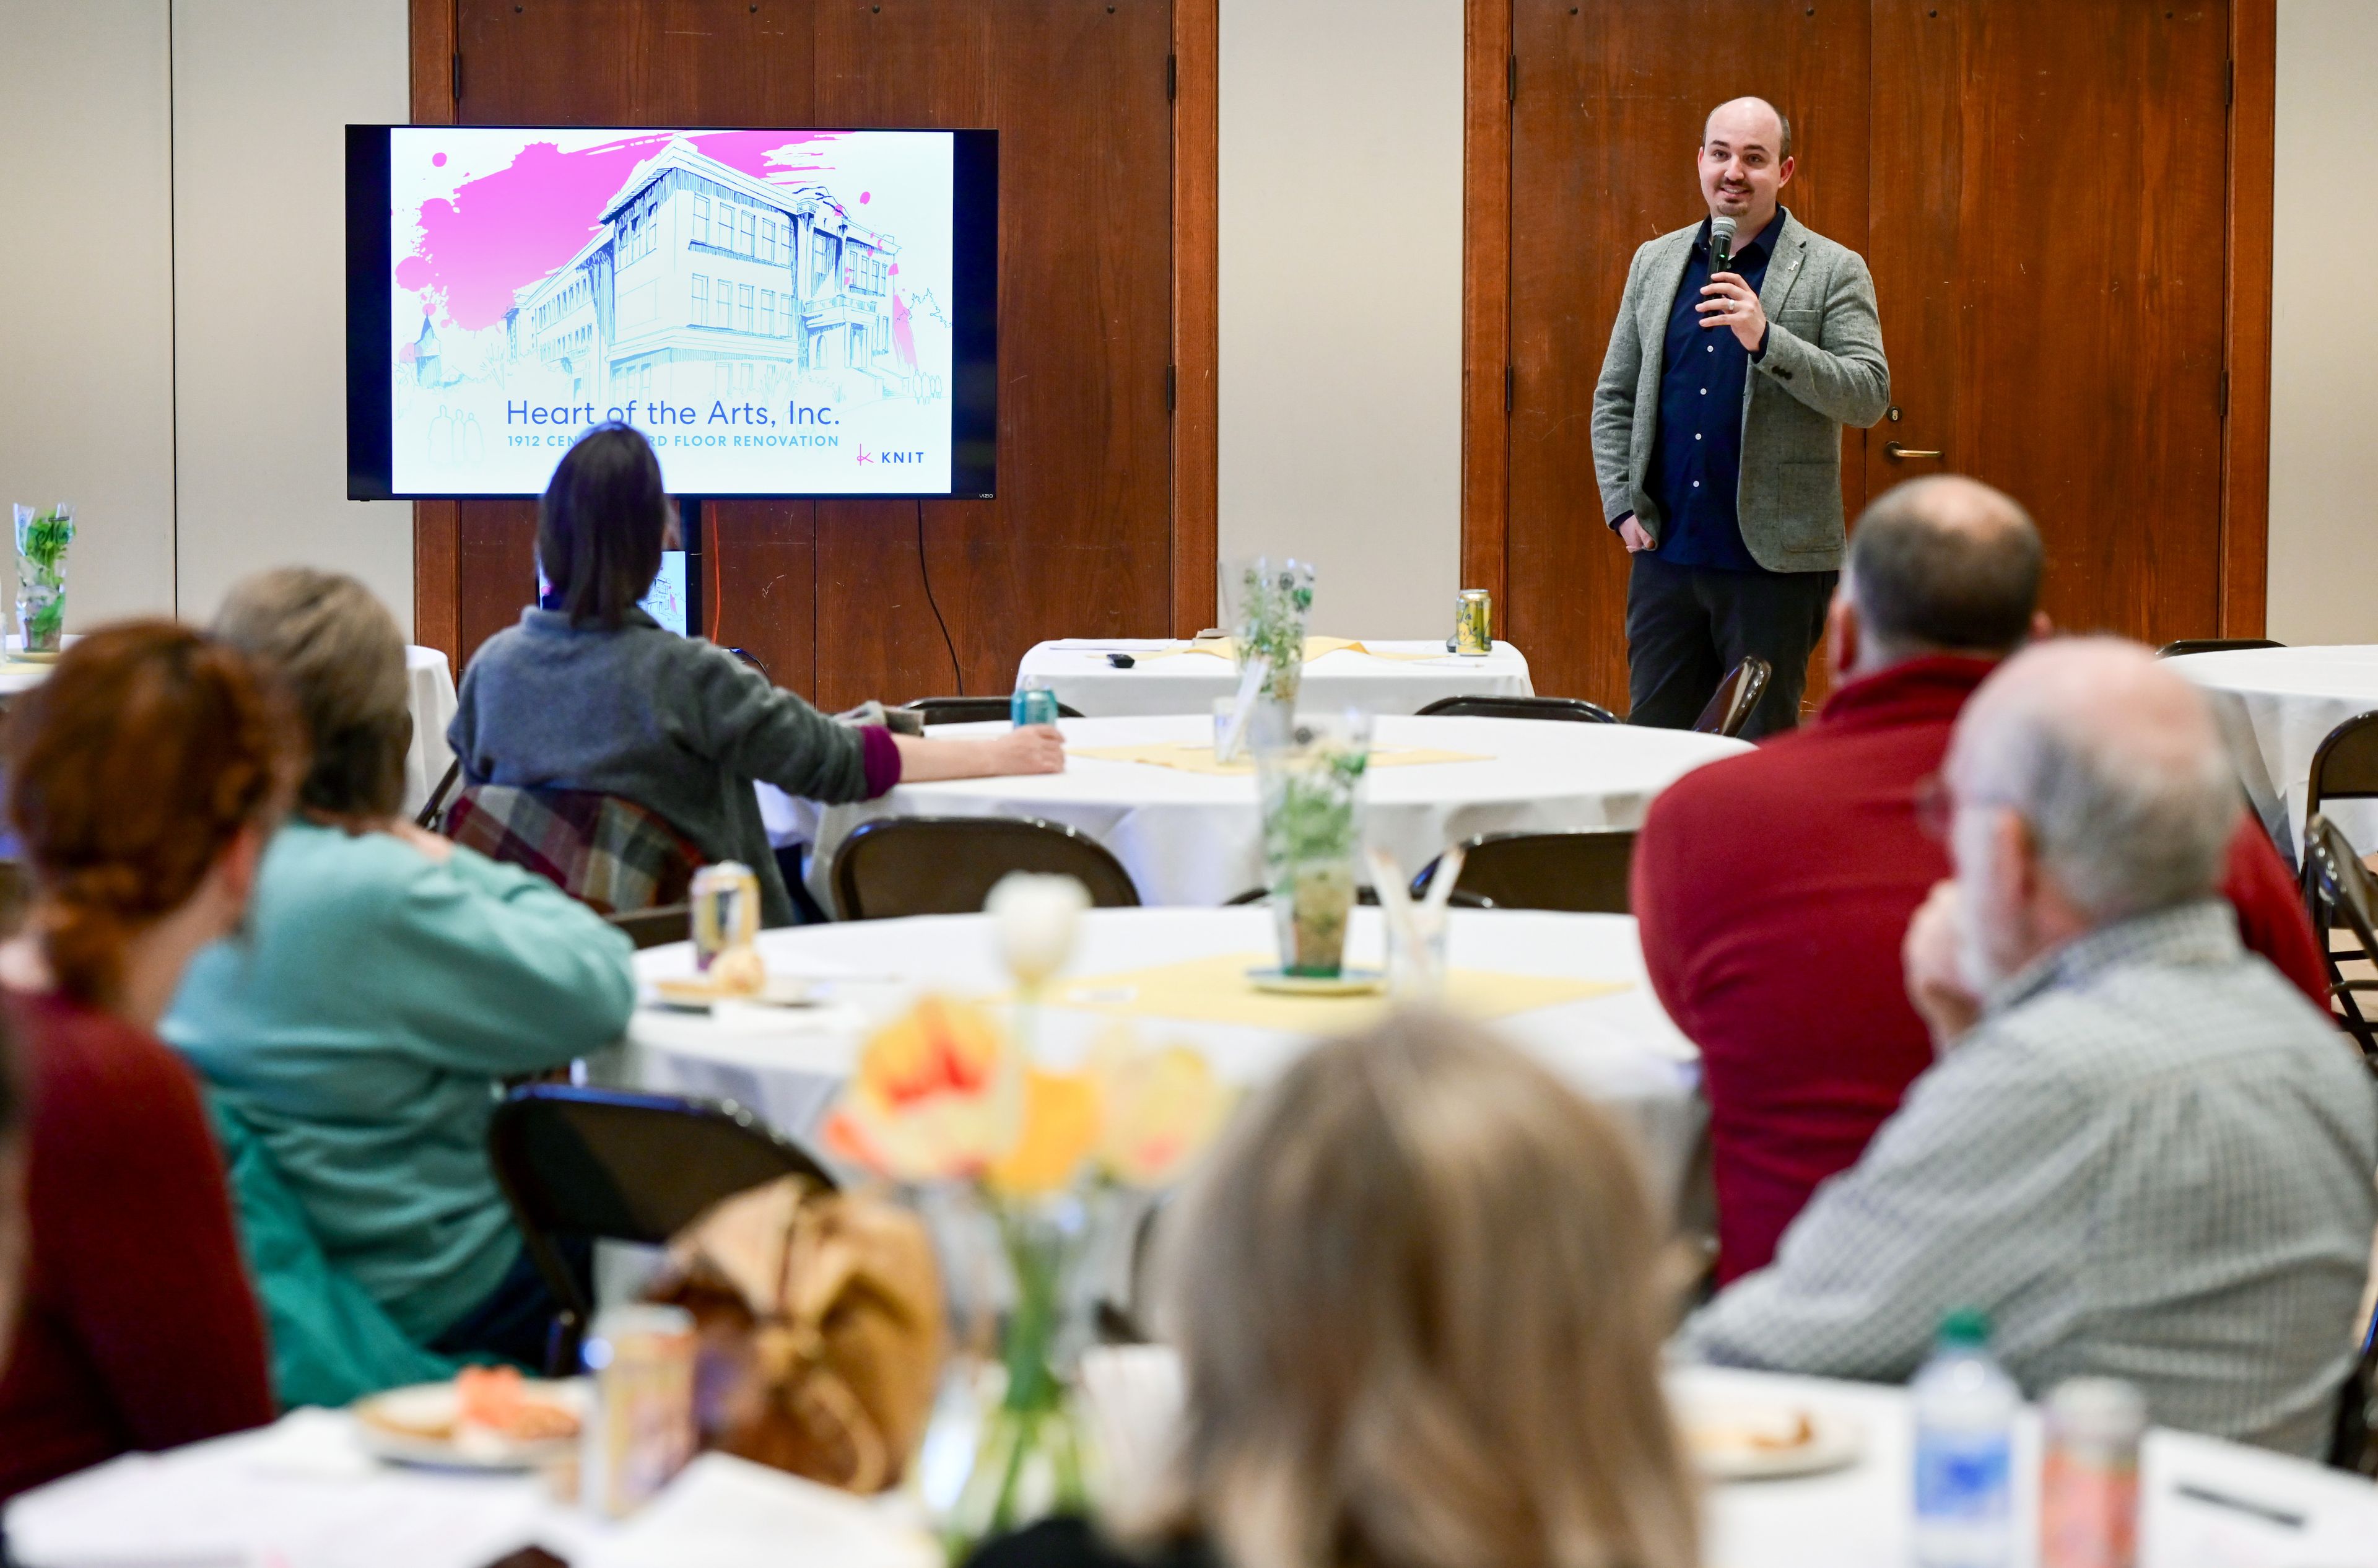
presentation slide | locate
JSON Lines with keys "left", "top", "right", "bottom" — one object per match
{"left": 383, "top": 128, "right": 960, "bottom": 496}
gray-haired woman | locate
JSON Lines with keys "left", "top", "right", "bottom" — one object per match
{"left": 163, "top": 567, "right": 635, "bottom": 1367}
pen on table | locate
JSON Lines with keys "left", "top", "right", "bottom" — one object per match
{"left": 2172, "top": 1479, "right": 2307, "bottom": 1529}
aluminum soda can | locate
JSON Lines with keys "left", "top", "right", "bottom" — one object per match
{"left": 2040, "top": 1377, "right": 2145, "bottom": 1568}
{"left": 1454, "top": 589, "right": 1493, "bottom": 655}
{"left": 1011, "top": 680, "right": 1061, "bottom": 728}
{"left": 689, "top": 861, "right": 760, "bottom": 972}
{"left": 578, "top": 1303, "right": 697, "bottom": 1518}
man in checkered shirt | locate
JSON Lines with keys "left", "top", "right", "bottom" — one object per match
{"left": 1679, "top": 637, "right": 2378, "bottom": 1457}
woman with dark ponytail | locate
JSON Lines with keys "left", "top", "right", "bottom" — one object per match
{"left": 0, "top": 621, "right": 294, "bottom": 1499}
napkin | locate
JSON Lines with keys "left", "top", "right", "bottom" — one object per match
{"left": 578, "top": 1453, "right": 940, "bottom": 1568}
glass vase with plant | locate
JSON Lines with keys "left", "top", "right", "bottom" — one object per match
{"left": 1229, "top": 558, "right": 1315, "bottom": 747}
{"left": 824, "top": 879, "right": 1231, "bottom": 1559}
{"left": 12, "top": 503, "right": 74, "bottom": 654}
{"left": 1255, "top": 714, "right": 1373, "bottom": 977}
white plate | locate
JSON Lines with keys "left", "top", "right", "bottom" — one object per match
{"left": 1246, "top": 966, "right": 1387, "bottom": 996}
{"left": 650, "top": 974, "right": 815, "bottom": 1011}
{"left": 1681, "top": 1400, "right": 1865, "bottom": 1482}
{"left": 352, "top": 1378, "right": 586, "bottom": 1471}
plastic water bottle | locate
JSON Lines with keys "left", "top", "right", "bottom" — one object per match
{"left": 1912, "top": 1309, "right": 2019, "bottom": 1568}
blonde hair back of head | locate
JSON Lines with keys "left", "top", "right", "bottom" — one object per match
{"left": 213, "top": 567, "right": 410, "bottom": 819}
{"left": 1144, "top": 1010, "right": 1698, "bottom": 1568}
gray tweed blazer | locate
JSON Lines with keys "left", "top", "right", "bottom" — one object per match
{"left": 1590, "top": 210, "right": 1889, "bottom": 573}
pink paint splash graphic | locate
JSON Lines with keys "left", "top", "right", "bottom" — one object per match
{"left": 395, "top": 131, "right": 840, "bottom": 331}
{"left": 430, "top": 152, "right": 446, "bottom": 167}
{"left": 891, "top": 291, "right": 919, "bottom": 368}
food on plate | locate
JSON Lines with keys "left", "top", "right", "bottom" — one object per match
{"left": 357, "top": 1367, "right": 581, "bottom": 1449}
{"left": 709, "top": 943, "right": 768, "bottom": 997}
{"left": 1686, "top": 1406, "right": 1816, "bottom": 1460}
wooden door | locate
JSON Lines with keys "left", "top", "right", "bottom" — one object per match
{"left": 1476, "top": 0, "right": 2271, "bottom": 709}
{"left": 419, "top": 0, "right": 1194, "bottom": 706}
{"left": 1502, "top": 1, "right": 1870, "bottom": 708}
{"left": 1866, "top": 0, "right": 2232, "bottom": 642}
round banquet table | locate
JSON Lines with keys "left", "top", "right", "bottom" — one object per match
{"left": 1078, "top": 1352, "right": 2378, "bottom": 1568}
{"left": 2169, "top": 644, "right": 2378, "bottom": 861}
{"left": 0, "top": 641, "right": 459, "bottom": 817}
{"left": 1013, "top": 637, "right": 1536, "bottom": 718}
{"left": 607, "top": 905, "right": 1707, "bottom": 1216}
{"left": 30, "top": 1362, "right": 2365, "bottom": 1568}
{"left": 785, "top": 713, "right": 1749, "bottom": 908}
{"left": 400, "top": 645, "right": 459, "bottom": 821}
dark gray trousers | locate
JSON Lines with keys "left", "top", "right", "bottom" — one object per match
{"left": 1624, "top": 551, "right": 1836, "bottom": 738}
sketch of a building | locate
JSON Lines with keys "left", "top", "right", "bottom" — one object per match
{"left": 503, "top": 136, "right": 931, "bottom": 411}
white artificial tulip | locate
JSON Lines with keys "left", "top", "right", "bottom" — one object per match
{"left": 988, "top": 872, "right": 1091, "bottom": 989}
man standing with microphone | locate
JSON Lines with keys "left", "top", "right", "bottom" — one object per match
{"left": 1593, "top": 97, "right": 1889, "bottom": 736}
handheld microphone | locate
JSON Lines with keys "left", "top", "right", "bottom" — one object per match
{"left": 1709, "top": 215, "right": 1738, "bottom": 274}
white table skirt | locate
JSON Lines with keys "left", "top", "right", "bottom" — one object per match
{"left": 609, "top": 906, "right": 1707, "bottom": 1217}
{"left": 1015, "top": 638, "right": 1535, "bottom": 718}
{"left": 0, "top": 642, "right": 459, "bottom": 819}
{"left": 402, "top": 645, "right": 459, "bottom": 821}
{"left": 1079, "top": 1352, "right": 2378, "bottom": 1568}
{"left": 788, "top": 713, "right": 1748, "bottom": 908}
{"left": 2169, "top": 645, "right": 2378, "bottom": 860}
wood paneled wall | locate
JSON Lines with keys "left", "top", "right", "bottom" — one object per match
{"left": 408, "top": 0, "right": 1217, "bottom": 708}
{"left": 1463, "top": 0, "right": 2276, "bottom": 711}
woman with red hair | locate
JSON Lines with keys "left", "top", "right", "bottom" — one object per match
{"left": 0, "top": 622, "right": 294, "bottom": 1498}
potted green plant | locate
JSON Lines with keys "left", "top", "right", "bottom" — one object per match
{"left": 12, "top": 504, "right": 74, "bottom": 655}
{"left": 1230, "top": 557, "right": 1314, "bottom": 750}
{"left": 1255, "top": 715, "right": 1372, "bottom": 976}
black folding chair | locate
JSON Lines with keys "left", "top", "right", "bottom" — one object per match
{"left": 1409, "top": 828, "right": 1637, "bottom": 915}
{"left": 2332, "top": 1299, "right": 2378, "bottom": 1476}
{"left": 2156, "top": 638, "right": 2286, "bottom": 658}
{"left": 415, "top": 758, "right": 463, "bottom": 830}
{"left": 831, "top": 815, "right": 1140, "bottom": 919}
{"left": 2303, "top": 814, "right": 2378, "bottom": 1066}
{"left": 487, "top": 1084, "right": 836, "bottom": 1373}
{"left": 604, "top": 902, "right": 691, "bottom": 951}
{"left": 1692, "top": 656, "right": 1772, "bottom": 739}
{"left": 1414, "top": 694, "right": 1619, "bottom": 724}
{"left": 905, "top": 695, "right": 1083, "bottom": 725}
{"left": 2306, "top": 712, "right": 2378, "bottom": 856}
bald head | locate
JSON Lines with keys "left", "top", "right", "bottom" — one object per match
{"left": 1846, "top": 476, "right": 2042, "bottom": 663}
{"left": 1949, "top": 638, "right": 2238, "bottom": 925}
{"left": 1704, "top": 97, "right": 1792, "bottom": 162}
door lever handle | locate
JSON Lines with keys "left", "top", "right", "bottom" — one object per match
{"left": 1884, "top": 442, "right": 1944, "bottom": 461}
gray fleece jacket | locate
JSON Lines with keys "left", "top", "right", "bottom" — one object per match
{"left": 448, "top": 608, "right": 868, "bottom": 926}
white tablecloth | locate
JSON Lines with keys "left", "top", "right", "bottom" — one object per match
{"left": 4, "top": 1406, "right": 937, "bottom": 1568}
{"left": 2170, "top": 645, "right": 2378, "bottom": 860}
{"left": 789, "top": 714, "right": 1747, "bottom": 908}
{"left": 403, "top": 645, "right": 460, "bottom": 821}
{"left": 611, "top": 905, "right": 1707, "bottom": 1216}
{"left": 1081, "top": 1352, "right": 2378, "bottom": 1568}
{"left": 0, "top": 643, "right": 459, "bottom": 819}
{"left": 1015, "top": 638, "right": 1535, "bottom": 718}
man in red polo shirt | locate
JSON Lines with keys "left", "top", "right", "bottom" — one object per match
{"left": 1632, "top": 476, "right": 2327, "bottom": 1285}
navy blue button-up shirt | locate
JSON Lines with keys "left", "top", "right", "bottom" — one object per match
{"left": 1644, "top": 209, "right": 1785, "bottom": 571}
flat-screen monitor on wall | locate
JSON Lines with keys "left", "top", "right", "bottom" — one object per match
{"left": 346, "top": 125, "right": 996, "bottom": 500}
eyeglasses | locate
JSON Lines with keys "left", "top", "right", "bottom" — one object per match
{"left": 1914, "top": 772, "right": 1957, "bottom": 843}
{"left": 1915, "top": 772, "right": 2018, "bottom": 842}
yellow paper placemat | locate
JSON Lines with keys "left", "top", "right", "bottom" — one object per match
{"left": 1045, "top": 951, "right": 1628, "bottom": 1032}
{"left": 1136, "top": 637, "right": 1444, "bottom": 664}
{"left": 1067, "top": 742, "right": 1491, "bottom": 777}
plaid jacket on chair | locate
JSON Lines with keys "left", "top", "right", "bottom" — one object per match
{"left": 442, "top": 784, "right": 703, "bottom": 915}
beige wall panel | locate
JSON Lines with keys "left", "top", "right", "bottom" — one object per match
{"left": 0, "top": 0, "right": 176, "bottom": 628}
{"left": 1217, "top": 0, "right": 1465, "bottom": 640}
{"left": 172, "top": 0, "right": 414, "bottom": 635}
{"left": 2269, "top": 0, "right": 2378, "bottom": 645}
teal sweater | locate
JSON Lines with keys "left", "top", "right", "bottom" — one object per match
{"left": 163, "top": 821, "right": 637, "bottom": 1343}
